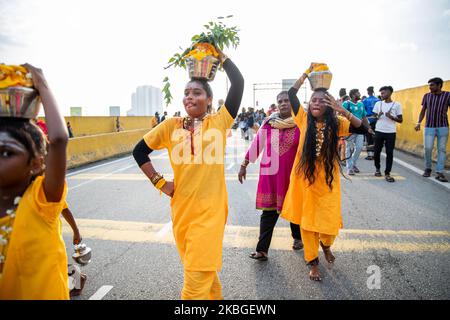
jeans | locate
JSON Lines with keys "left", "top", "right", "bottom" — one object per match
{"left": 256, "top": 210, "right": 301, "bottom": 253}
{"left": 424, "top": 127, "right": 449, "bottom": 173}
{"left": 346, "top": 134, "right": 364, "bottom": 170}
{"left": 374, "top": 131, "right": 396, "bottom": 175}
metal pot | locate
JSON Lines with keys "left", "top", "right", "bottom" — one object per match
{"left": 0, "top": 86, "right": 41, "bottom": 119}
{"left": 308, "top": 71, "right": 333, "bottom": 91}
{"left": 72, "top": 243, "right": 92, "bottom": 266}
{"left": 186, "top": 55, "right": 220, "bottom": 81}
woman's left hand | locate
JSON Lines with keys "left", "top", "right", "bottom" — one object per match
{"left": 324, "top": 93, "right": 345, "bottom": 113}
{"left": 215, "top": 45, "right": 227, "bottom": 63}
{"left": 22, "top": 63, "right": 49, "bottom": 92}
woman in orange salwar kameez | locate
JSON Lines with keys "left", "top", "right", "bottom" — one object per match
{"left": 281, "top": 65, "right": 370, "bottom": 281}
{"left": 132, "top": 47, "right": 244, "bottom": 299}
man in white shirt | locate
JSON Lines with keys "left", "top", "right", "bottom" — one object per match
{"left": 372, "top": 86, "right": 403, "bottom": 182}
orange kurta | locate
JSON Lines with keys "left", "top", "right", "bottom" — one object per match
{"left": 0, "top": 176, "right": 69, "bottom": 300}
{"left": 281, "top": 107, "right": 350, "bottom": 236}
{"left": 143, "top": 106, "right": 234, "bottom": 271}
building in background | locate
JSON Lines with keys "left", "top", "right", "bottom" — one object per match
{"left": 109, "top": 106, "right": 121, "bottom": 116}
{"left": 127, "top": 85, "right": 162, "bottom": 116}
{"left": 70, "top": 106, "right": 83, "bottom": 116}
{"left": 282, "top": 79, "right": 296, "bottom": 91}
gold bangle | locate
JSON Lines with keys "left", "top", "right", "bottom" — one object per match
{"left": 241, "top": 159, "right": 249, "bottom": 168}
{"left": 155, "top": 178, "right": 166, "bottom": 190}
{"left": 150, "top": 172, "right": 163, "bottom": 185}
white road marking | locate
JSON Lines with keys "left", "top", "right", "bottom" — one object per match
{"left": 381, "top": 152, "right": 450, "bottom": 190}
{"left": 88, "top": 285, "right": 114, "bottom": 300}
{"left": 66, "top": 156, "right": 132, "bottom": 177}
{"left": 66, "top": 150, "right": 167, "bottom": 178}
{"left": 151, "top": 151, "right": 168, "bottom": 159}
{"left": 156, "top": 221, "right": 172, "bottom": 238}
{"left": 68, "top": 164, "right": 135, "bottom": 191}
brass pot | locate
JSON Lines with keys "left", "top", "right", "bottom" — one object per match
{"left": 0, "top": 86, "right": 41, "bottom": 119}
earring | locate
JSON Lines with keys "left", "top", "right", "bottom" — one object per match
{"left": 30, "top": 170, "right": 34, "bottom": 175}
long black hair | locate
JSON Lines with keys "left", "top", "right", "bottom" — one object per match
{"left": 296, "top": 90, "right": 341, "bottom": 190}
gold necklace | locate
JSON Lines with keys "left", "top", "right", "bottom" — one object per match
{"left": 0, "top": 196, "right": 21, "bottom": 276}
{"left": 315, "top": 123, "right": 325, "bottom": 158}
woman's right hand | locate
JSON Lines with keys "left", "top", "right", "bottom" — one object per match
{"left": 238, "top": 166, "right": 247, "bottom": 184}
{"left": 161, "top": 181, "right": 175, "bottom": 197}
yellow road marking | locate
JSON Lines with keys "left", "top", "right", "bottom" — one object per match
{"left": 63, "top": 219, "right": 450, "bottom": 253}
{"left": 68, "top": 173, "right": 260, "bottom": 181}
{"left": 68, "top": 173, "right": 406, "bottom": 181}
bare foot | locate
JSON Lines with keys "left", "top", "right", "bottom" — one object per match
{"left": 309, "top": 265, "right": 322, "bottom": 281}
{"left": 320, "top": 242, "right": 335, "bottom": 264}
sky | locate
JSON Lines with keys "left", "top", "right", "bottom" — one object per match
{"left": 1, "top": 0, "right": 449, "bottom": 116}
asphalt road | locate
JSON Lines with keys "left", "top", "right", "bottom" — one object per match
{"left": 64, "top": 130, "right": 450, "bottom": 300}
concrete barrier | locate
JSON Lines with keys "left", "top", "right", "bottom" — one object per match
{"left": 67, "top": 128, "right": 150, "bottom": 169}
{"left": 62, "top": 116, "right": 156, "bottom": 137}
{"left": 393, "top": 80, "right": 450, "bottom": 167}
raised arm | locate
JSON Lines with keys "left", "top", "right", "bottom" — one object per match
{"left": 24, "top": 64, "right": 68, "bottom": 202}
{"left": 223, "top": 59, "right": 244, "bottom": 118}
{"left": 289, "top": 73, "right": 308, "bottom": 116}
{"left": 214, "top": 46, "right": 244, "bottom": 119}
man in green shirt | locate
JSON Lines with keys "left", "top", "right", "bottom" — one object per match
{"left": 343, "top": 89, "right": 370, "bottom": 175}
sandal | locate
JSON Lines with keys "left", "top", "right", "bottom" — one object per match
{"left": 249, "top": 251, "right": 268, "bottom": 261}
{"left": 374, "top": 171, "right": 382, "bottom": 177}
{"left": 385, "top": 175, "right": 395, "bottom": 183}
{"left": 435, "top": 173, "right": 448, "bottom": 183}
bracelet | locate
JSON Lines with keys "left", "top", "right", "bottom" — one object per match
{"left": 241, "top": 159, "right": 249, "bottom": 168}
{"left": 155, "top": 177, "right": 166, "bottom": 190}
{"left": 220, "top": 55, "right": 229, "bottom": 65}
{"left": 150, "top": 172, "right": 163, "bottom": 185}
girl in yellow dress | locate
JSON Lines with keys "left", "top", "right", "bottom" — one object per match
{"left": 0, "top": 64, "right": 70, "bottom": 299}
{"left": 281, "top": 64, "right": 369, "bottom": 281}
{"left": 132, "top": 47, "right": 244, "bottom": 299}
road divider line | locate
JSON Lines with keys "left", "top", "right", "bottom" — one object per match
{"left": 381, "top": 152, "right": 450, "bottom": 190}
{"left": 88, "top": 285, "right": 114, "bottom": 300}
{"left": 68, "top": 164, "right": 136, "bottom": 191}
{"left": 226, "top": 163, "right": 235, "bottom": 171}
{"left": 62, "top": 219, "right": 450, "bottom": 253}
{"left": 66, "top": 156, "right": 132, "bottom": 177}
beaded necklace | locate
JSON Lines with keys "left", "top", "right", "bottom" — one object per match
{"left": 0, "top": 196, "right": 21, "bottom": 277}
{"left": 182, "top": 113, "right": 208, "bottom": 155}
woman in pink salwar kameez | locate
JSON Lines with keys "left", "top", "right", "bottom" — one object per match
{"left": 238, "top": 91, "right": 302, "bottom": 261}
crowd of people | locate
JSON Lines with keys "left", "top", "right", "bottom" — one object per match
{"left": 334, "top": 78, "right": 448, "bottom": 183}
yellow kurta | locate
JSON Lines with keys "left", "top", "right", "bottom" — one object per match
{"left": 281, "top": 107, "right": 350, "bottom": 236}
{"left": 0, "top": 176, "right": 69, "bottom": 300}
{"left": 144, "top": 106, "right": 234, "bottom": 271}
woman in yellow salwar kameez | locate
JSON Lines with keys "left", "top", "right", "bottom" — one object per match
{"left": 281, "top": 65, "right": 369, "bottom": 281}
{"left": 132, "top": 47, "right": 244, "bottom": 299}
